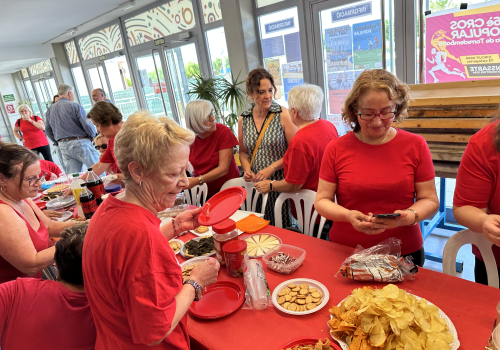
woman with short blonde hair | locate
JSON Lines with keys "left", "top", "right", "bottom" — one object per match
{"left": 315, "top": 69, "right": 438, "bottom": 266}
{"left": 83, "top": 111, "right": 220, "bottom": 349}
{"left": 184, "top": 100, "right": 240, "bottom": 198}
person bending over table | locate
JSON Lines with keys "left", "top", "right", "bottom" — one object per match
{"left": 314, "top": 69, "right": 439, "bottom": 267}
{"left": 0, "top": 142, "right": 77, "bottom": 283}
{"left": 38, "top": 159, "right": 65, "bottom": 220}
{"left": 184, "top": 100, "right": 239, "bottom": 198}
{"left": 0, "top": 222, "right": 96, "bottom": 349}
{"left": 238, "top": 67, "right": 298, "bottom": 226}
{"left": 453, "top": 112, "right": 500, "bottom": 285}
{"left": 83, "top": 111, "right": 220, "bottom": 349}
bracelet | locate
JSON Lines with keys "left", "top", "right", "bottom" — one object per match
{"left": 198, "top": 176, "right": 204, "bottom": 185}
{"left": 270, "top": 164, "right": 275, "bottom": 171}
{"left": 403, "top": 208, "right": 419, "bottom": 226}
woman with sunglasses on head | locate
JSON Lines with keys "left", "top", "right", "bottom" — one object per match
{"left": 314, "top": 69, "right": 439, "bottom": 267}
{"left": 184, "top": 100, "right": 240, "bottom": 198}
{"left": 0, "top": 142, "right": 77, "bottom": 283}
{"left": 94, "top": 134, "right": 118, "bottom": 174}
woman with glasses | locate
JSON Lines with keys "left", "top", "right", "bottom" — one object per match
{"left": 0, "top": 142, "right": 76, "bottom": 283}
{"left": 184, "top": 100, "right": 240, "bottom": 198}
{"left": 315, "top": 69, "right": 439, "bottom": 267}
{"left": 94, "top": 134, "right": 117, "bottom": 174}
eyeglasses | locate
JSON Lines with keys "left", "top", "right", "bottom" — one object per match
{"left": 95, "top": 144, "right": 108, "bottom": 150}
{"left": 24, "top": 172, "right": 46, "bottom": 186}
{"left": 207, "top": 109, "right": 215, "bottom": 119}
{"left": 357, "top": 107, "right": 398, "bottom": 121}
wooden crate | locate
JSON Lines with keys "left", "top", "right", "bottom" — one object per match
{"left": 394, "top": 80, "right": 500, "bottom": 178}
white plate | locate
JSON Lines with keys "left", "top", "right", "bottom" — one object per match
{"left": 244, "top": 234, "right": 282, "bottom": 258}
{"left": 180, "top": 235, "right": 216, "bottom": 259}
{"left": 189, "top": 226, "right": 244, "bottom": 237}
{"left": 31, "top": 192, "right": 42, "bottom": 200}
{"left": 272, "top": 278, "right": 330, "bottom": 316}
{"left": 55, "top": 211, "right": 73, "bottom": 222}
{"left": 168, "top": 238, "right": 184, "bottom": 255}
{"left": 179, "top": 256, "right": 212, "bottom": 271}
{"left": 329, "top": 294, "right": 460, "bottom": 350}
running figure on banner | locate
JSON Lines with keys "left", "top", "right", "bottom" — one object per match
{"left": 430, "top": 29, "right": 460, "bottom": 63}
{"left": 427, "top": 48, "right": 465, "bottom": 83}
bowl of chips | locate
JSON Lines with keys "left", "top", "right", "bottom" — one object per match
{"left": 272, "top": 278, "right": 329, "bottom": 316}
{"left": 328, "top": 284, "right": 459, "bottom": 350}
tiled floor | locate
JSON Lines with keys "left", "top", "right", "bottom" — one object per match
{"left": 423, "top": 227, "right": 475, "bottom": 282}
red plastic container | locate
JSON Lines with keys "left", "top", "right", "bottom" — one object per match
{"left": 223, "top": 240, "right": 247, "bottom": 278}
{"left": 213, "top": 219, "right": 238, "bottom": 265}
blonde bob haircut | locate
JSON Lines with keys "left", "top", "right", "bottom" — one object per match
{"left": 342, "top": 69, "right": 410, "bottom": 132}
{"left": 185, "top": 100, "right": 213, "bottom": 135}
{"left": 114, "top": 110, "right": 195, "bottom": 185}
{"left": 288, "top": 84, "right": 324, "bottom": 121}
{"left": 18, "top": 104, "right": 33, "bottom": 116}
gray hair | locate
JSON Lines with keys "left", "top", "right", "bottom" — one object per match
{"left": 18, "top": 104, "right": 33, "bottom": 116}
{"left": 288, "top": 84, "right": 324, "bottom": 121}
{"left": 185, "top": 100, "right": 213, "bottom": 135}
{"left": 58, "top": 84, "right": 74, "bottom": 96}
{"left": 93, "top": 88, "right": 106, "bottom": 97}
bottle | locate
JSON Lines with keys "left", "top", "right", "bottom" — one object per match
{"left": 86, "top": 167, "right": 105, "bottom": 205}
{"left": 212, "top": 219, "right": 239, "bottom": 266}
{"left": 79, "top": 184, "right": 97, "bottom": 219}
{"left": 70, "top": 173, "right": 84, "bottom": 218}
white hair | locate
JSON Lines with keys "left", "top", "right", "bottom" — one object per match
{"left": 18, "top": 104, "right": 33, "bottom": 116}
{"left": 58, "top": 84, "right": 74, "bottom": 96}
{"left": 185, "top": 100, "right": 213, "bottom": 135}
{"left": 288, "top": 84, "right": 324, "bottom": 121}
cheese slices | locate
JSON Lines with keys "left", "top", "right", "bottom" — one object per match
{"left": 244, "top": 234, "right": 281, "bottom": 257}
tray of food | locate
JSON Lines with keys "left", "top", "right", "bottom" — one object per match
{"left": 328, "top": 284, "right": 459, "bottom": 350}
{"left": 262, "top": 244, "right": 306, "bottom": 275}
{"left": 46, "top": 196, "right": 75, "bottom": 211}
{"left": 168, "top": 239, "right": 183, "bottom": 255}
{"left": 243, "top": 234, "right": 281, "bottom": 257}
{"left": 190, "top": 225, "right": 212, "bottom": 236}
{"left": 43, "top": 184, "right": 69, "bottom": 195}
{"left": 272, "top": 278, "right": 329, "bottom": 316}
{"left": 40, "top": 191, "right": 64, "bottom": 202}
{"left": 180, "top": 256, "right": 212, "bottom": 282}
{"left": 180, "top": 235, "right": 215, "bottom": 258}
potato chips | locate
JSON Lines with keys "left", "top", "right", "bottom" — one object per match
{"left": 283, "top": 338, "right": 334, "bottom": 350}
{"left": 328, "top": 285, "right": 453, "bottom": 350}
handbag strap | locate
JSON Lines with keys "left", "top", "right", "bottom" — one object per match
{"left": 250, "top": 112, "right": 276, "bottom": 168}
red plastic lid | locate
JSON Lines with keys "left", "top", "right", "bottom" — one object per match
{"left": 197, "top": 187, "right": 246, "bottom": 226}
{"left": 223, "top": 240, "right": 247, "bottom": 254}
{"left": 213, "top": 219, "right": 236, "bottom": 234}
{"left": 188, "top": 281, "right": 244, "bottom": 319}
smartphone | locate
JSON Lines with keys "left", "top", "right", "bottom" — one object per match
{"left": 373, "top": 213, "right": 401, "bottom": 219}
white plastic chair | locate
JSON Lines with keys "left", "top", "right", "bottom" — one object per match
{"left": 442, "top": 229, "right": 498, "bottom": 288}
{"left": 184, "top": 183, "right": 208, "bottom": 207}
{"left": 274, "top": 189, "right": 326, "bottom": 238}
{"left": 220, "top": 178, "right": 269, "bottom": 214}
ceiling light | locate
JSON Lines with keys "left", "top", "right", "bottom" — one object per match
{"left": 65, "top": 27, "right": 79, "bottom": 36}
{"left": 118, "top": 0, "right": 136, "bottom": 11}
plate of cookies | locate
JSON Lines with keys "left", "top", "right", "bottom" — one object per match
{"left": 190, "top": 225, "right": 212, "bottom": 236}
{"left": 168, "top": 239, "right": 184, "bottom": 255}
{"left": 180, "top": 256, "right": 212, "bottom": 282}
{"left": 272, "top": 278, "right": 329, "bottom": 316}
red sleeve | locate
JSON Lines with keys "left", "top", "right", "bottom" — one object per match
{"left": 100, "top": 146, "right": 114, "bottom": 164}
{"left": 285, "top": 148, "right": 312, "bottom": 185}
{"left": 15, "top": 119, "right": 20, "bottom": 127}
{"left": 217, "top": 125, "right": 238, "bottom": 151}
{"left": 319, "top": 141, "right": 338, "bottom": 184}
{"left": 34, "top": 116, "right": 42, "bottom": 122}
{"left": 0, "top": 280, "right": 16, "bottom": 333}
{"left": 454, "top": 141, "right": 493, "bottom": 208}
{"left": 415, "top": 137, "right": 435, "bottom": 183}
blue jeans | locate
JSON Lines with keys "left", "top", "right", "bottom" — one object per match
{"left": 58, "top": 138, "right": 100, "bottom": 174}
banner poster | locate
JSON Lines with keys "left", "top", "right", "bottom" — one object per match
{"left": 262, "top": 36, "right": 285, "bottom": 59}
{"left": 265, "top": 58, "right": 282, "bottom": 85}
{"left": 328, "top": 71, "right": 353, "bottom": 115}
{"left": 425, "top": 4, "right": 500, "bottom": 82}
{"left": 325, "top": 25, "right": 353, "bottom": 72}
{"left": 352, "top": 20, "right": 383, "bottom": 69}
{"left": 327, "top": 114, "right": 350, "bottom": 136}
{"left": 282, "top": 62, "right": 304, "bottom": 101}
{"left": 284, "top": 32, "right": 302, "bottom": 63}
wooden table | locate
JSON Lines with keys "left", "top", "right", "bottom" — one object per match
{"left": 176, "top": 226, "right": 500, "bottom": 350}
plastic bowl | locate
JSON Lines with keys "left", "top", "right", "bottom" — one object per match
{"left": 261, "top": 244, "right": 306, "bottom": 275}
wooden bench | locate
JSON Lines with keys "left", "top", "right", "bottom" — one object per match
{"left": 394, "top": 80, "right": 500, "bottom": 178}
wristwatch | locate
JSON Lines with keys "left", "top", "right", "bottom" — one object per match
{"left": 183, "top": 279, "right": 203, "bottom": 301}
{"left": 198, "top": 176, "right": 204, "bottom": 185}
{"left": 270, "top": 180, "right": 275, "bottom": 191}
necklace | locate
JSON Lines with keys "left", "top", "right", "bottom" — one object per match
{"left": 357, "top": 127, "right": 392, "bottom": 145}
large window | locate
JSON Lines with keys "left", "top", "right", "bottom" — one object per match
{"left": 23, "top": 81, "right": 41, "bottom": 117}
{"left": 71, "top": 67, "right": 92, "bottom": 112}
{"left": 103, "top": 56, "right": 139, "bottom": 119}
{"left": 206, "top": 27, "right": 230, "bottom": 77}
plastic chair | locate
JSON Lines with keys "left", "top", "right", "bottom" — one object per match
{"left": 274, "top": 189, "right": 326, "bottom": 238}
{"left": 183, "top": 183, "right": 208, "bottom": 207}
{"left": 442, "top": 229, "right": 498, "bottom": 288}
{"left": 220, "top": 178, "right": 268, "bottom": 214}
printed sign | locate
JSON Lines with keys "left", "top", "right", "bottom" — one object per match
{"left": 328, "top": 72, "right": 354, "bottom": 115}
{"left": 327, "top": 115, "right": 350, "bottom": 136}
{"left": 262, "top": 36, "right": 285, "bottom": 58}
{"left": 5, "top": 104, "right": 15, "bottom": 114}
{"left": 425, "top": 3, "right": 500, "bottom": 82}
{"left": 353, "top": 20, "right": 383, "bottom": 69}
{"left": 265, "top": 17, "right": 295, "bottom": 34}
{"left": 153, "top": 82, "right": 167, "bottom": 94}
{"left": 282, "top": 63, "right": 304, "bottom": 101}
{"left": 265, "top": 58, "right": 282, "bottom": 85}
{"left": 284, "top": 32, "right": 302, "bottom": 63}
{"left": 331, "top": 2, "right": 372, "bottom": 23}
{"left": 3, "top": 94, "right": 15, "bottom": 102}
{"left": 325, "top": 25, "right": 353, "bottom": 72}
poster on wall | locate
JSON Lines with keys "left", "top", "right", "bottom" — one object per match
{"left": 327, "top": 115, "right": 350, "bottom": 136}
{"left": 325, "top": 25, "right": 353, "bottom": 72}
{"left": 425, "top": 4, "right": 500, "bottom": 83}
{"left": 5, "top": 104, "right": 15, "bottom": 114}
{"left": 262, "top": 36, "right": 285, "bottom": 59}
{"left": 328, "top": 71, "right": 353, "bottom": 115}
{"left": 265, "top": 58, "right": 282, "bottom": 85}
{"left": 352, "top": 20, "right": 382, "bottom": 69}
{"left": 284, "top": 32, "right": 302, "bottom": 63}
{"left": 282, "top": 62, "right": 304, "bottom": 101}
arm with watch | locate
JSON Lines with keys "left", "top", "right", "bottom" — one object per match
{"left": 254, "top": 174, "right": 302, "bottom": 195}
{"left": 186, "top": 148, "right": 234, "bottom": 190}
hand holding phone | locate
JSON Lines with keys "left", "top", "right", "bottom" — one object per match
{"left": 373, "top": 213, "right": 401, "bottom": 219}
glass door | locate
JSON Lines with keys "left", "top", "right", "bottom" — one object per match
{"left": 33, "top": 80, "right": 52, "bottom": 116}
{"left": 23, "top": 81, "right": 42, "bottom": 117}
{"left": 103, "top": 56, "right": 139, "bottom": 119}
{"left": 72, "top": 67, "right": 92, "bottom": 112}
{"left": 134, "top": 50, "right": 173, "bottom": 117}
{"left": 85, "top": 64, "right": 111, "bottom": 98}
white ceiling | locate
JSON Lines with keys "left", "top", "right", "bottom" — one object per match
{"left": 0, "top": 0, "right": 158, "bottom": 74}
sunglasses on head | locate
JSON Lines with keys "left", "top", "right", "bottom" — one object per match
{"left": 95, "top": 144, "right": 108, "bottom": 150}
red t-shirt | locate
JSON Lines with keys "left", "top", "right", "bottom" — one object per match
{"left": 189, "top": 123, "right": 239, "bottom": 197}
{"left": 16, "top": 116, "right": 49, "bottom": 149}
{"left": 39, "top": 159, "right": 62, "bottom": 181}
{"left": 83, "top": 195, "right": 189, "bottom": 350}
{"left": 453, "top": 120, "right": 500, "bottom": 265}
{"left": 100, "top": 137, "right": 120, "bottom": 174}
{"left": 0, "top": 278, "right": 95, "bottom": 349}
{"left": 319, "top": 129, "right": 435, "bottom": 255}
